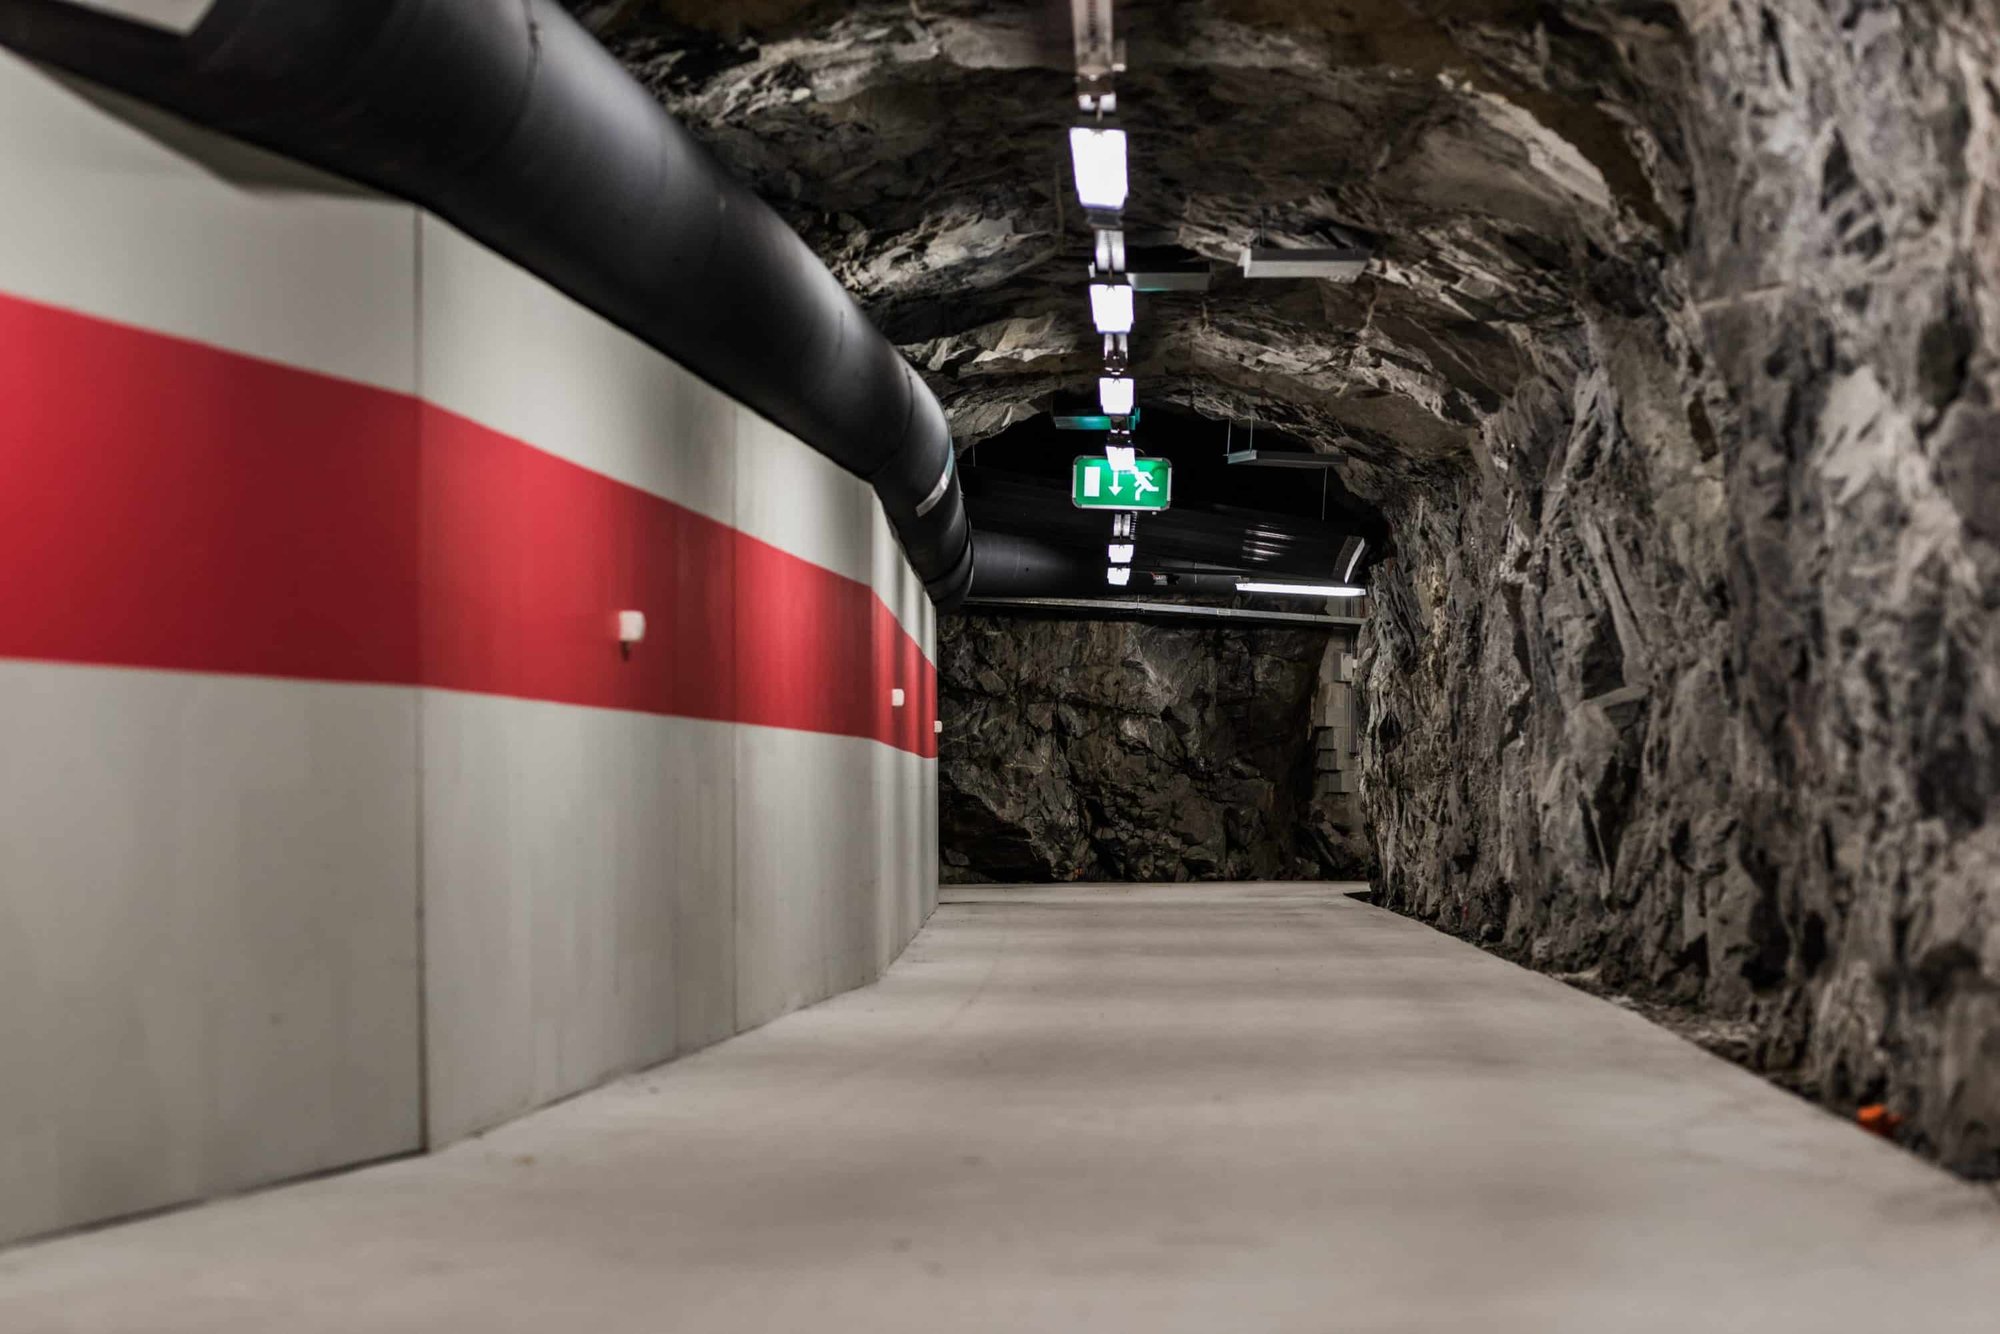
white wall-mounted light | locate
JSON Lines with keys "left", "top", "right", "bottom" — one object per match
{"left": 1107, "top": 566, "right": 1131, "bottom": 587}
{"left": 891, "top": 687, "right": 907, "bottom": 708}
{"left": 1089, "top": 282, "right": 1134, "bottom": 334}
{"left": 1108, "top": 543, "right": 1135, "bottom": 564}
{"left": 1098, "top": 375, "right": 1135, "bottom": 416}
{"left": 1068, "top": 126, "right": 1128, "bottom": 212}
{"left": 934, "top": 719, "right": 943, "bottom": 734}
{"left": 617, "top": 610, "right": 647, "bottom": 645}
{"left": 1235, "top": 582, "right": 1366, "bottom": 597}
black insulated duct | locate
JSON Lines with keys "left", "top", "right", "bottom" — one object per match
{"left": 969, "top": 532, "right": 1112, "bottom": 600}
{"left": 0, "top": 0, "right": 974, "bottom": 607}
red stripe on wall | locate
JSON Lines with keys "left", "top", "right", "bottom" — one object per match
{"left": 0, "top": 293, "right": 937, "bottom": 757}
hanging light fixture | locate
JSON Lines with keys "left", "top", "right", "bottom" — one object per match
{"left": 1094, "top": 229, "right": 1126, "bottom": 272}
{"left": 1235, "top": 581, "right": 1368, "bottom": 597}
{"left": 1068, "top": 126, "right": 1129, "bottom": 213}
{"left": 1098, "top": 375, "right": 1135, "bottom": 416}
{"left": 1089, "top": 282, "right": 1134, "bottom": 334}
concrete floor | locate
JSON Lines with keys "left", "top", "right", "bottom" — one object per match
{"left": 3, "top": 884, "right": 1996, "bottom": 1333}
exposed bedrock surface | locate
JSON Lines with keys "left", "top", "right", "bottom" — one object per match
{"left": 582, "top": 0, "right": 2000, "bottom": 1173}
{"left": 936, "top": 617, "right": 1368, "bottom": 883}
{"left": 1358, "top": 2, "right": 2000, "bottom": 1178}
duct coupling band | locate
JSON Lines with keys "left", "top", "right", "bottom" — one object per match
{"left": 913, "top": 449, "right": 955, "bottom": 518}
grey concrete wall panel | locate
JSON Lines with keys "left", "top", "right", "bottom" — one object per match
{"left": 0, "top": 46, "right": 938, "bottom": 1246}
{"left": 0, "top": 664, "right": 423, "bottom": 1244}
{"left": 420, "top": 699, "right": 736, "bottom": 1143}
{"left": 0, "top": 0, "right": 974, "bottom": 605}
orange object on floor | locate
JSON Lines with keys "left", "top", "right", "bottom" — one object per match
{"left": 1856, "top": 1104, "right": 1903, "bottom": 1137}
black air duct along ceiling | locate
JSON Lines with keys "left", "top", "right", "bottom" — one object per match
{"left": 0, "top": 0, "right": 973, "bottom": 606}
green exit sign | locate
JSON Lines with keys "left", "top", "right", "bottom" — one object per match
{"left": 1072, "top": 455, "right": 1172, "bottom": 511}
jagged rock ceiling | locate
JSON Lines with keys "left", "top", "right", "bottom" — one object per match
{"left": 577, "top": 0, "right": 2000, "bottom": 1178}
{"left": 570, "top": 0, "right": 1679, "bottom": 504}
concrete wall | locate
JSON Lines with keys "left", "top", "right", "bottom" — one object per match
{"left": 0, "top": 51, "right": 936, "bottom": 1244}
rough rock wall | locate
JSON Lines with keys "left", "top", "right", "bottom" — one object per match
{"left": 940, "top": 617, "right": 1368, "bottom": 882}
{"left": 1363, "top": 1, "right": 2000, "bottom": 1176}
{"left": 581, "top": 0, "right": 2000, "bottom": 1174}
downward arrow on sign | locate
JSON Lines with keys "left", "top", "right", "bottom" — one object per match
{"left": 1108, "top": 471, "right": 1124, "bottom": 495}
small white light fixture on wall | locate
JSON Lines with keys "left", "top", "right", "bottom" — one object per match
{"left": 892, "top": 687, "right": 907, "bottom": 708}
{"left": 934, "top": 719, "right": 944, "bottom": 734}
{"left": 617, "top": 609, "right": 646, "bottom": 658}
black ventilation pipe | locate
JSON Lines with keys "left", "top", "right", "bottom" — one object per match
{"left": 0, "top": 0, "right": 974, "bottom": 607}
{"left": 967, "top": 532, "right": 1109, "bottom": 599}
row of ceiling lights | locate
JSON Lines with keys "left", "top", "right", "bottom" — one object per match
{"left": 1068, "top": 2, "right": 1139, "bottom": 589}
{"left": 1064, "top": 1, "right": 1363, "bottom": 602}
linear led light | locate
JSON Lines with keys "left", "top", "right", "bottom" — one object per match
{"left": 1239, "top": 246, "right": 1371, "bottom": 282}
{"left": 1108, "top": 543, "right": 1135, "bottom": 564}
{"left": 1236, "top": 581, "right": 1366, "bottom": 597}
{"left": 1069, "top": 126, "right": 1128, "bottom": 212}
{"left": 1107, "top": 566, "right": 1132, "bottom": 587}
{"left": 1123, "top": 245, "right": 1213, "bottom": 292}
{"left": 1089, "top": 282, "right": 1134, "bottom": 334}
{"left": 1098, "top": 376, "right": 1135, "bottom": 416}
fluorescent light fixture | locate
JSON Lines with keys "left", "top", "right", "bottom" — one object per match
{"left": 1098, "top": 376, "right": 1135, "bottom": 416}
{"left": 1094, "top": 228, "right": 1126, "bottom": 272}
{"left": 1089, "top": 282, "right": 1134, "bottom": 334}
{"left": 1235, "top": 581, "right": 1366, "bottom": 597}
{"left": 1107, "top": 566, "right": 1131, "bottom": 587}
{"left": 1105, "top": 444, "right": 1137, "bottom": 472}
{"left": 1124, "top": 244, "right": 1213, "bottom": 292}
{"left": 1239, "top": 246, "right": 1371, "bottom": 282}
{"left": 1128, "top": 267, "right": 1211, "bottom": 292}
{"left": 1108, "top": 543, "right": 1135, "bottom": 564}
{"left": 1068, "top": 126, "right": 1128, "bottom": 212}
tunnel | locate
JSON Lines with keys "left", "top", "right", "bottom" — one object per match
{"left": 0, "top": 0, "right": 1996, "bottom": 1327}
